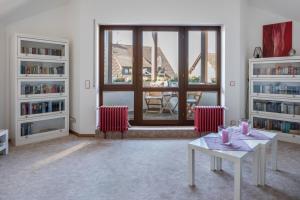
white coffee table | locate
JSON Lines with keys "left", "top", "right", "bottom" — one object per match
{"left": 188, "top": 134, "right": 261, "bottom": 200}
{"left": 188, "top": 131, "right": 278, "bottom": 200}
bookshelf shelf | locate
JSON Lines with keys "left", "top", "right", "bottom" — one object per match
{"left": 11, "top": 34, "right": 69, "bottom": 146}
{"left": 18, "top": 36, "right": 68, "bottom": 61}
{"left": 249, "top": 57, "right": 300, "bottom": 144}
{"left": 18, "top": 58, "right": 68, "bottom": 78}
{"left": 19, "top": 115, "right": 67, "bottom": 137}
{"left": 18, "top": 78, "right": 68, "bottom": 99}
{"left": 18, "top": 97, "right": 67, "bottom": 120}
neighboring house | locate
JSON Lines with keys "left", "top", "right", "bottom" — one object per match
{"left": 111, "top": 44, "right": 176, "bottom": 82}
{"left": 195, "top": 53, "right": 217, "bottom": 83}
{"left": 111, "top": 44, "right": 217, "bottom": 83}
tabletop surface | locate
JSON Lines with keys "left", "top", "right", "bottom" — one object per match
{"left": 189, "top": 130, "right": 277, "bottom": 160}
{"left": 0, "top": 129, "right": 8, "bottom": 136}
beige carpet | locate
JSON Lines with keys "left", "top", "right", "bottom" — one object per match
{"left": 0, "top": 135, "right": 299, "bottom": 200}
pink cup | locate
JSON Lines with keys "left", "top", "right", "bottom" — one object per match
{"left": 222, "top": 129, "right": 229, "bottom": 143}
{"left": 241, "top": 122, "right": 249, "bottom": 135}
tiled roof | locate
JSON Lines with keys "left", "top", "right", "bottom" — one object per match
{"left": 112, "top": 44, "right": 176, "bottom": 78}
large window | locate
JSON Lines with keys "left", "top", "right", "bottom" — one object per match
{"left": 99, "top": 26, "right": 221, "bottom": 125}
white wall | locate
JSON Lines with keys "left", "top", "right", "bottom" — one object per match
{"left": 239, "top": 0, "right": 248, "bottom": 120}
{"left": 2, "top": 0, "right": 300, "bottom": 134}
{"left": 246, "top": 5, "right": 300, "bottom": 58}
{"left": 0, "top": 25, "right": 5, "bottom": 128}
{"left": 77, "top": 0, "right": 244, "bottom": 132}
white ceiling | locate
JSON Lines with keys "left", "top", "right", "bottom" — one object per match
{"left": 249, "top": 0, "right": 300, "bottom": 22}
{"left": 0, "top": 0, "right": 33, "bottom": 18}
{"left": 0, "top": 0, "right": 299, "bottom": 25}
{"left": 0, "top": 0, "right": 69, "bottom": 25}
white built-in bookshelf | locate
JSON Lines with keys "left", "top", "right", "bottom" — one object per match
{"left": 249, "top": 56, "right": 300, "bottom": 144}
{"left": 10, "top": 34, "right": 69, "bottom": 146}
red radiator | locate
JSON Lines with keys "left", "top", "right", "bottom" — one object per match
{"left": 194, "top": 106, "right": 225, "bottom": 134}
{"left": 98, "top": 106, "right": 128, "bottom": 139}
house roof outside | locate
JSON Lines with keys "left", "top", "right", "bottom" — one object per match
{"left": 112, "top": 44, "right": 176, "bottom": 79}
{"left": 111, "top": 43, "right": 217, "bottom": 80}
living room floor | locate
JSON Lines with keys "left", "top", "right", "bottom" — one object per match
{"left": 0, "top": 135, "right": 299, "bottom": 200}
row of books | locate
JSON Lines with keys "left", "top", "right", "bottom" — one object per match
{"left": 21, "top": 123, "right": 57, "bottom": 136}
{"left": 21, "top": 47, "right": 63, "bottom": 56}
{"left": 20, "top": 118, "right": 65, "bottom": 136}
{"left": 253, "top": 117, "right": 300, "bottom": 134}
{"left": 21, "top": 83, "right": 65, "bottom": 95}
{"left": 21, "top": 123, "right": 34, "bottom": 136}
{"left": 253, "top": 65, "right": 300, "bottom": 76}
{"left": 21, "top": 101, "right": 65, "bottom": 116}
{"left": 21, "top": 64, "right": 64, "bottom": 75}
{"left": 253, "top": 101, "right": 300, "bottom": 115}
{"left": 253, "top": 84, "right": 300, "bottom": 95}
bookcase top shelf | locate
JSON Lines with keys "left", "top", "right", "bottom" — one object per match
{"left": 16, "top": 33, "right": 69, "bottom": 44}
{"left": 249, "top": 56, "right": 300, "bottom": 62}
{"left": 17, "top": 33, "right": 69, "bottom": 62}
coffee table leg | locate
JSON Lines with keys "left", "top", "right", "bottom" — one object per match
{"left": 271, "top": 138, "right": 278, "bottom": 171}
{"left": 188, "top": 146, "right": 195, "bottom": 186}
{"left": 210, "top": 157, "right": 222, "bottom": 171}
{"left": 234, "top": 160, "right": 241, "bottom": 200}
{"left": 253, "top": 148, "right": 260, "bottom": 186}
{"left": 216, "top": 157, "right": 222, "bottom": 171}
{"left": 210, "top": 156, "right": 215, "bottom": 171}
{"left": 260, "top": 144, "right": 266, "bottom": 186}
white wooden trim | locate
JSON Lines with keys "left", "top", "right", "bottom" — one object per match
{"left": 249, "top": 56, "right": 300, "bottom": 62}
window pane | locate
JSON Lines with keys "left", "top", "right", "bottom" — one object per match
{"left": 104, "top": 30, "right": 133, "bottom": 84}
{"left": 188, "top": 31, "right": 217, "bottom": 85}
{"left": 186, "top": 91, "right": 218, "bottom": 120}
{"left": 143, "top": 91, "right": 178, "bottom": 120}
{"left": 142, "top": 31, "right": 178, "bottom": 87}
{"left": 103, "top": 91, "right": 134, "bottom": 119}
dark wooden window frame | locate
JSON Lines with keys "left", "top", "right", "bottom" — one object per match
{"left": 99, "top": 25, "right": 221, "bottom": 126}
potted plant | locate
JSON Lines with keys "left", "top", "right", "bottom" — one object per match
{"left": 114, "top": 77, "right": 126, "bottom": 83}
{"left": 189, "top": 76, "right": 200, "bottom": 83}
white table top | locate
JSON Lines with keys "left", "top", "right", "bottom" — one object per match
{"left": 253, "top": 129, "right": 277, "bottom": 141}
{"left": 0, "top": 129, "right": 8, "bottom": 136}
{"left": 189, "top": 130, "right": 277, "bottom": 162}
{"left": 189, "top": 134, "right": 256, "bottom": 161}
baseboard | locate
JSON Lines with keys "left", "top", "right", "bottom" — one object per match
{"left": 97, "top": 127, "right": 198, "bottom": 139}
{"left": 70, "top": 127, "right": 198, "bottom": 139}
{"left": 69, "top": 129, "right": 96, "bottom": 137}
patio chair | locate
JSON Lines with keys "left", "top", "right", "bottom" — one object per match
{"left": 144, "top": 91, "right": 163, "bottom": 113}
{"left": 186, "top": 92, "right": 203, "bottom": 118}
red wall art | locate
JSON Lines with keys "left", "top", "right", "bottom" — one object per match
{"left": 263, "top": 21, "right": 292, "bottom": 57}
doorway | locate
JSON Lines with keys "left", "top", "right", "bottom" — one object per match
{"left": 99, "top": 25, "right": 221, "bottom": 125}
